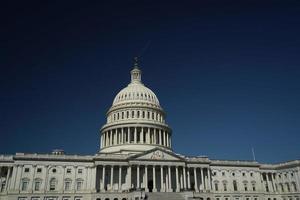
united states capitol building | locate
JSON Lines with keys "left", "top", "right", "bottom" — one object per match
{"left": 0, "top": 59, "right": 299, "bottom": 200}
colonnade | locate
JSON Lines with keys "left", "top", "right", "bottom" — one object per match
{"left": 97, "top": 165, "right": 211, "bottom": 193}
{"left": 0, "top": 166, "right": 12, "bottom": 192}
{"left": 261, "top": 172, "right": 300, "bottom": 193}
{"left": 101, "top": 127, "right": 171, "bottom": 149}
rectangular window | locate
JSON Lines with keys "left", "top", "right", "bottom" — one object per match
{"left": 78, "top": 169, "right": 82, "bottom": 174}
{"left": 224, "top": 183, "right": 227, "bottom": 191}
{"left": 66, "top": 169, "right": 71, "bottom": 173}
{"left": 34, "top": 181, "right": 41, "bottom": 191}
{"left": 37, "top": 168, "right": 42, "bottom": 173}
{"left": 21, "top": 181, "right": 28, "bottom": 191}
{"left": 24, "top": 168, "right": 30, "bottom": 173}
{"left": 65, "top": 181, "right": 71, "bottom": 191}
{"left": 76, "top": 181, "right": 82, "bottom": 190}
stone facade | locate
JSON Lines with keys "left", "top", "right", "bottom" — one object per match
{"left": 1, "top": 58, "right": 299, "bottom": 200}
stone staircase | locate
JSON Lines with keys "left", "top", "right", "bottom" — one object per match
{"left": 146, "top": 192, "right": 185, "bottom": 200}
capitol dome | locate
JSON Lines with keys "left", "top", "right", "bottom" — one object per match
{"left": 99, "top": 58, "right": 172, "bottom": 154}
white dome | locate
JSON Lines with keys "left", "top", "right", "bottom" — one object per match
{"left": 112, "top": 82, "right": 160, "bottom": 106}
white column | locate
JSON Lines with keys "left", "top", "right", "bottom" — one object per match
{"left": 207, "top": 168, "right": 211, "bottom": 190}
{"left": 114, "top": 129, "right": 117, "bottom": 145}
{"left": 153, "top": 166, "right": 157, "bottom": 192}
{"left": 194, "top": 167, "right": 198, "bottom": 192}
{"left": 44, "top": 165, "right": 49, "bottom": 192}
{"left": 141, "top": 128, "right": 144, "bottom": 144}
{"left": 127, "top": 127, "right": 130, "bottom": 143}
{"left": 165, "top": 167, "right": 169, "bottom": 192}
{"left": 127, "top": 166, "right": 131, "bottom": 190}
{"left": 183, "top": 167, "right": 187, "bottom": 190}
{"left": 0, "top": 167, "right": 2, "bottom": 191}
{"left": 166, "top": 134, "right": 169, "bottom": 147}
{"left": 145, "top": 166, "right": 148, "bottom": 192}
{"left": 176, "top": 166, "right": 180, "bottom": 192}
{"left": 159, "top": 129, "right": 162, "bottom": 145}
{"left": 121, "top": 128, "right": 124, "bottom": 144}
{"left": 200, "top": 167, "right": 204, "bottom": 191}
{"left": 295, "top": 168, "right": 300, "bottom": 192}
{"left": 163, "top": 131, "right": 166, "bottom": 146}
{"left": 187, "top": 168, "right": 191, "bottom": 189}
{"left": 5, "top": 167, "right": 11, "bottom": 191}
{"left": 102, "top": 166, "right": 105, "bottom": 191}
{"left": 134, "top": 127, "right": 137, "bottom": 143}
{"left": 147, "top": 128, "right": 151, "bottom": 144}
{"left": 168, "top": 166, "right": 172, "bottom": 192}
{"left": 266, "top": 173, "right": 272, "bottom": 192}
{"left": 105, "top": 132, "right": 109, "bottom": 146}
{"left": 110, "top": 166, "right": 114, "bottom": 191}
{"left": 160, "top": 166, "right": 164, "bottom": 192}
{"left": 118, "top": 166, "right": 122, "bottom": 191}
{"left": 137, "top": 165, "right": 140, "bottom": 189}
{"left": 110, "top": 130, "right": 113, "bottom": 146}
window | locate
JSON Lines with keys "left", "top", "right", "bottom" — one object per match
{"left": 34, "top": 179, "right": 41, "bottom": 191}
{"left": 252, "top": 183, "right": 256, "bottom": 191}
{"left": 286, "top": 183, "right": 290, "bottom": 192}
{"left": 66, "top": 169, "right": 71, "bottom": 173}
{"left": 250, "top": 173, "right": 253, "bottom": 177}
{"left": 52, "top": 168, "right": 56, "bottom": 173}
{"left": 64, "top": 180, "right": 71, "bottom": 191}
{"left": 37, "top": 168, "right": 42, "bottom": 173}
{"left": 233, "top": 180, "right": 238, "bottom": 191}
{"left": 213, "top": 172, "right": 217, "bottom": 176}
{"left": 223, "top": 183, "right": 227, "bottom": 191}
{"left": 242, "top": 172, "right": 245, "bottom": 177}
{"left": 78, "top": 169, "right": 82, "bottom": 174}
{"left": 292, "top": 182, "right": 297, "bottom": 191}
{"left": 222, "top": 172, "right": 225, "bottom": 176}
{"left": 21, "top": 179, "right": 29, "bottom": 191}
{"left": 265, "top": 184, "right": 269, "bottom": 192}
{"left": 49, "top": 178, "right": 56, "bottom": 191}
{"left": 24, "top": 168, "right": 30, "bottom": 173}
{"left": 76, "top": 180, "right": 83, "bottom": 190}
{"left": 244, "top": 183, "right": 248, "bottom": 191}
{"left": 215, "top": 182, "right": 219, "bottom": 191}
{"left": 232, "top": 173, "right": 235, "bottom": 176}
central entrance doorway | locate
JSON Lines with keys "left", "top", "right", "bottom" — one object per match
{"left": 148, "top": 180, "right": 153, "bottom": 192}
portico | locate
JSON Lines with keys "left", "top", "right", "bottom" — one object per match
{"left": 95, "top": 148, "right": 212, "bottom": 193}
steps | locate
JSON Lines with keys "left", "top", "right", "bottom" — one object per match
{"left": 146, "top": 192, "right": 185, "bottom": 200}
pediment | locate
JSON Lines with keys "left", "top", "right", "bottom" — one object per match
{"left": 130, "top": 148, "right": 184, "bottom": 161}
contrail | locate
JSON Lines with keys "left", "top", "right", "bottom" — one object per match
{"left": 138, "top": 40, "right": 152, "bottom": 58}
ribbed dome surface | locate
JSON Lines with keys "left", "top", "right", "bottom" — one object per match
{"left": 112, "top": 82, "right": 160, "bottom": 106}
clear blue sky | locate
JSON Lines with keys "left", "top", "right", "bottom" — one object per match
{"left": 1, "top": 1, "right": 300, "bottom": 163}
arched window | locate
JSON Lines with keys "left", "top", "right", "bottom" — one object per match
{"left": 131, "top": 111, "right": 134, "bottom": 118}
{"left": 64, "top": 178, "right": 72, "bottom": 191}
{"left": 76, "top": 178, "right": 84, "bottom": 190}
{"left": 292, "top": 182, "right": 297, "bottom": 191}
{"left": 34, "top": 178, "right": 42, "bottom": 191}
{"left": 222, "top": 180, "right": 227, "bottom": 191}
{"left": 137, "top": 111, "right": 140, "bottom": 118}
{"left": 126, "top": 111, "right": 129, "bottom": 118}
{"left": 117, "top": 113, "right": 119, "bottom": 120}
{"left": 142, "top": 111, "right": 145, "bottom": 118}
{"left": 121, "top": 112, "right": 124, "bottom": 119}
{"left": 243, "top": 181, "right": 248, "bottom": 191}
{"left": 214, "top": 181, "right": 219, "bottom": 191}
{"left": 251, "top": 181, "right": 256, "bottom": 191}
{"left": 49, "top": 178, "right": 56, "bottom": 191}
{"left": 21, "top": 178, "right": 29, "bottom": 191}
{"left": 233, "top": 180, "right": 238, "bottom": 191}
